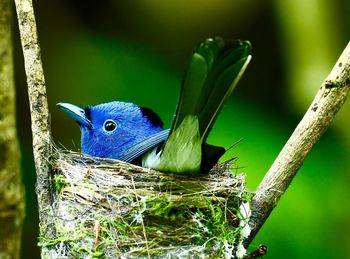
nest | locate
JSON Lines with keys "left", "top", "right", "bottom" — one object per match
{"left": 39, "top": 149, "right": 251, "bottom": 258}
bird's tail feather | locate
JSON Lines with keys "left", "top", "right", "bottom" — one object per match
{"left": 156, "top": 38, "right": 251, "bottom": 172}
{"left": 171, "top": 38, "right": 252, "bottom": 142}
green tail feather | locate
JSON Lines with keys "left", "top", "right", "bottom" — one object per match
{"left": 155, "top": 37, "right": 252, "bottom": 173}
{"left": 172, "top": 38, "right": 251, "bottom": 140}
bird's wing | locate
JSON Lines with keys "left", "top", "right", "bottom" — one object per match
{"left": 170, "top": 38, "right": 252, "bottom": 142}
{"left": 118, "top": 129, "right": 170, "bottom": 162}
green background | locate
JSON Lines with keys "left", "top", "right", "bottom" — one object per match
{"left": 13, "top": 1, "right": 350, "bottom": 258}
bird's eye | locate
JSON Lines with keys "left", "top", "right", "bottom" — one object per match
{"left": 103, "top": 120, "right": 117, "bottom": 132}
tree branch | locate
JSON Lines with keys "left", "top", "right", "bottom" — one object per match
{"left": 0, "top": 0, "right": 25, "bottom": 257}
{"left": 14, "top": 0, "right": 52, "bottom": 221}
{"left": 246, "top": 42, "right": 350, "bottom": 245}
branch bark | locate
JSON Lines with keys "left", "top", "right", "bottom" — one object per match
{"left": 246, "top": 42, "right": 350, "bottom": 245}
{"left": 0, "top": 0, "right": 25, "bottom": 257}
{"left": 14, "top": 0, "right": 51, "bottom": 202}
{"left": 14, "top": 0, "right": 53, "bottom": 238}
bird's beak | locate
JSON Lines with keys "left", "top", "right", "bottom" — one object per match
{"left": 57, "top": 102, "right": 93, "bottom": 129}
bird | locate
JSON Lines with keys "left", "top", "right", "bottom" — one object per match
{"left": 58, "top": 37, "right": 251, "bottom": 173}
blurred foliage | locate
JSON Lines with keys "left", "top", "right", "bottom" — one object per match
{"left": 274, "top": 0, "right": 350, "bottom": 141}
{"left": 12, "top": 0, "right": 349, "bottom": 258}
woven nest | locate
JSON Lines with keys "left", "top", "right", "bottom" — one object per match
{"left": 39, "top": 149, "right": 251, "bottom": 258}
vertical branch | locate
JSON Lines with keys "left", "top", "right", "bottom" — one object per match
{"left": 0, "top": 0, "right": 25, "bottom": 257}
{"left": 246, "top": 42, "right": 350, "bottom": 245}
{"left": 14, "top": 0, "right": 51, "bottom": 219}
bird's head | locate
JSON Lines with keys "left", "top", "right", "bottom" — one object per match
{"left": 57, "top": 101, "right": 163, "bottom": 159}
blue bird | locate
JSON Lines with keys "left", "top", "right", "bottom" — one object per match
{"left": 58, "top": 38, "right": 251, "bottom": 173}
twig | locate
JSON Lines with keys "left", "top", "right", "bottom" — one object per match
{"left": 246, "top": 42, "right": 350, "bottom": 245}
{"left": 242, "top": 244, "right": 267, "bottom": 259}
{"left": 14, "top": 0, "right": 51, "bottom": 217}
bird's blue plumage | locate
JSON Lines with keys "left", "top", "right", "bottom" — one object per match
{"left": 62, "top": 101, "right": 164, "bottom": 160}
{"left": 58, "top": 37, "right": 252, "bottom": 173}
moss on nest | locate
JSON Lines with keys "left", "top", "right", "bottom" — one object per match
{"left": 39, "top": 150, "right": 250, "bottom": 258}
